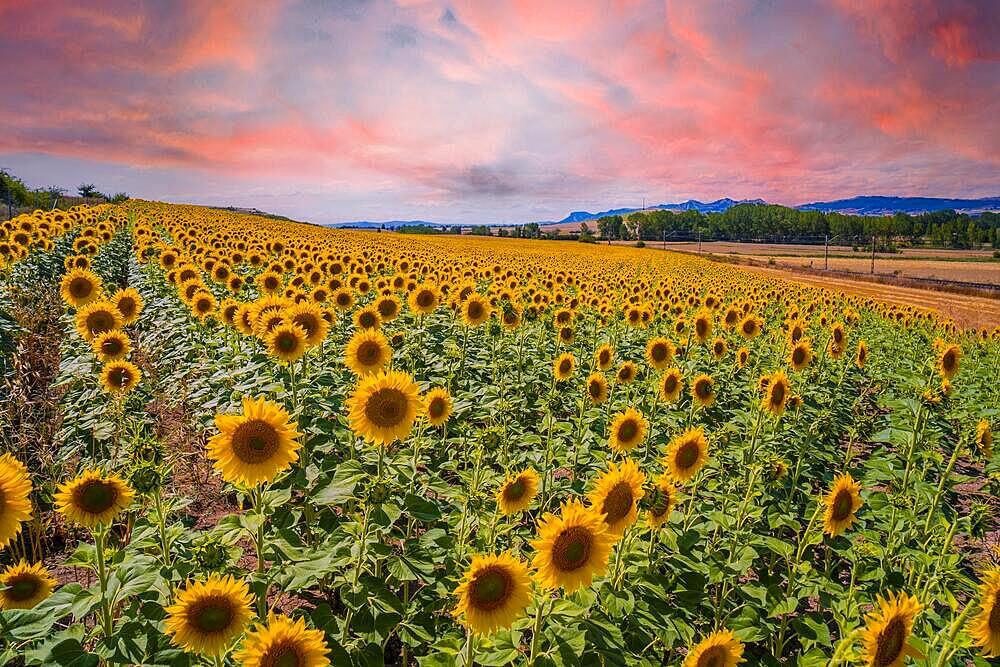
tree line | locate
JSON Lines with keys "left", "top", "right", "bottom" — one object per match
{"left": 594, "top": 204, "right": 1000, "bottom": 249}
{"left": 1, "top": 168, "right": 128, "bottom": 217}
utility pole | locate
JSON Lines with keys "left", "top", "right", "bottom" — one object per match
{"left": 871, "top": 236, "right": 876, "bottom": 274}
{"left": 824, "top": 234, "right": 829, "bottom": 270}
{"left": 698, "top": 229, "right": 702, "bottom": 253}
{"left": 662, "top": 228, "right": 666, "bottom": 250}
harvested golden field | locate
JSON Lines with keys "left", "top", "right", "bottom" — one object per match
{"left": 2, "top": 201, "right": 999, "bottom": 667}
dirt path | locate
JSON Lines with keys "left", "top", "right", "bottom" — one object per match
{"left": 739, "top": 264, "right": 1000, "bottom": 330}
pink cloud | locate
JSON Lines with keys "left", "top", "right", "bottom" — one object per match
{"left": 0, "top": 0, "right": 996, "bottom": 224}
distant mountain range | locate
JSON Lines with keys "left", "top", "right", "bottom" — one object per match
{"left": 326, "top": 195, "right": 1000, "bottom": 229}
{"left": 796, "top": 196, "right": 1000, "bottom": 215}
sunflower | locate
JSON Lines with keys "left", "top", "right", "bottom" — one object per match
{"left": 99, "top": 360, "right": 142, "bottom": 395}
{"left": 496, "top": 469, "right": 539, "bottom": 515}
{"left": 553, "top": 352, "right": 576, "bottom": 381}
{"left": 452, "top": 553, "right": 532, "bottom": 635}
{"left": 374, "top": 294, "right": 401, "bottom": 323}
{"left": 60, "top": 268, "right": 103, "bottom": 308}
{"left": 608, "top": 408, "right": 648, "bottom": 454}
{"left": 736, "top": 346, "right": 749, "bottom": 368}
{"left": 234, "top": 613, "right": 331, "bottom": 667}
{"left": 710, "top": 337, "right": 728, "bottom": 360}
{"left": 265, "top": 323, "right": 308, "bottom": 364}
{"left": 859, "top": 591, "right": 922, "bottom": 667}
{"left": 585, "top": 372, "right": 610, "bottom": 404}
{"left": 92, "top": 329, "right": 131, "bottom": 362}
{"left": 663, "top": 428, "right": 709, "bottom": 483}
{"left": 75, "top": 300, "right": 121, "bottom": 341}
{"left": 646, "top": 475, "right": 677, "bottom": 530}
{"left": 763, "top": 371, "right": 790, "bottom": 416}
{"left": 347, "top": 370, "right": 422, "bottom": 446}
{"left": 165, "top": 574, "right": 255, "bottom": 656}
{"left": 595, "top": 343, "right": 614, "bottom": 371}
{"left": 856, "top": 340, "right": 869, "bottom": 368}
{"left": 109, "top": 287, "right": 143, "bottom": 325}
{"left": 683, "top": 629, "right": 745, "bottom": 667}
{"left": 408, "top": 284, "right": 439, "bottom": 315}
{"left": 975, "top": 420, "right": 993, "bottom": 459}
{"left": 531, "top": 499, "right": 615, "bottom": 594}
{"left": 0, "top": 561, "right": 56, "bottom": 610}
{"left": 332, "top": 287, "right": 355, "bottom": 311}
{"left": 207, "top": 396, "right": 303, "bottom": 486}
{"left": 353, "top": 306, "right": 382, "bottom": 331}
{"left": 969, "top": 567, "right": 1000, "bottom": 657}
{"left": 738, "top": 315, "right": 762, "bottom": 339}
{"left": 287, "top": 302, "right": 330, "bottom": 348}
{"left": 616, "top": 361, "right": 638, "bottom": 385}
{"left": 425, "top": 387, "right": 453, "bottom": 427}
{"left": 0, "top": 454, "right": 32, "bottom": 549}
{"left": 788, "top": 339, "right": 813, "bottom": 372}
{"left": 693, "top": 310, "right": 713, "bottom": 343}
{"left": 937, "top": 343, "right": 961, "bottom": 379}
{"left": 344, "top": 329, "right": 392, "bottom": 377}
{"left": 659, "top": 368, "right": 683, "bottom": 403}
{"left": 588, "top": 459, "right": 645, "bottom": 537}
{"left": 691, "top": 373, "right": 715, "bottom": 407}
{"left": 645, "top": 337, "right": 675, "bottom": 370}
{"left": 54, "top": 470, "right": 134, "bottom": 528}
{"left": 822, "top": 473, "right": 863, "bottom": 537}
{"left": 461, "top": 294, "right": 492, "bottom": 327}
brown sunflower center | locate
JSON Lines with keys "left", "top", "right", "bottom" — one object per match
{"left": 601, "top": 482, "right": 634, "bottom": 524}
{"left": 742, "top": 321, "right": 756, "bottom": 335}
{"left": 188, "top": 596, "right": 236, "bottom": 634}
{"left": 662, "top": 376, "right": 678, "bottom": 394}
{"left": 101, "top": 338, "right": 125, "bottom": 356}
{"left": 292, "top": 315, "right": 318, "bottom": 337}
{"left": 467, "top": 301, "right": 484, "bottom": 320}
{"left": 617, "top": 419, "right": 638, "bottom": 443}
{"left": 942, "top": 350, "right": 957, "bottom": 372}
{"left": 275, "top": 331, "right": 300, "bottom": 353}
{"left": 358, "top": 312, "right": 378, "bottom": 329}
{"left": 469, "top": 566, "right": 513, "bottom": 611}
{"left": 264, "top": 276, "right": 280, "bottom": 290}
{"left": 86, "top": 311, "right": 116, "bottom": 335}
{"left": 651, "top": 343, "right": 667, "bottom": 362}
{"left": 695, "top": 320, "right": 708, "bottom": 337}
{"left": 831, "top": 489, "right": 854, "bottom": 521}
{"left": 69, "top": 277, "right": 93, "bottom": 299}
{"left": 336, "top": 294, "right": 351, "bottom": 306}
{"left": 873, "top": 617, "right": 906, "bottom": 666}
{"left": 364, "top": 388, "right": 408, "bottom": 428}
{"left": 356, "top": 340, "right": 383, "bottom": 366}
{"left": 675, "top": 441, "right": 700, "bottom": 470}
{"left": 792, "top": 347, "right": 806, "bottom": 365}
{"left": 196, "top": 298, "right": 212, "bottom": 313}
{"left": 770, "top": 382, "right": 786, "bottom": 406}
{"left": 108, "top": 365, "right": 134, "bottom": 388}
{"left": 619, "top": 368, "right": 633, "bottom": 382}
{"left": 428, "top": 397, "right": 446, "bottom": 419}
{"left": 6, "top": 574, "right": 40, "bottom": 602}
{"left": 989, "top": 592, "right": 1000, "bottom": 632}
{"left": 260, "top": 642, "right": 304, "bottom": 667}
{"left": 833, "top": 329, "right": 844, "bottom": 344}
{"left": 558, "top": 360, "right": 572, "bottom": 375}
{"left": 588, "top": 380, "right": 604, "bottom": 399}
{"left": 551, "top": 526, "right": 593, "bottom": 572}
{"left": 599, "top": 350, "right": 611, "bottom": 366}
{"left": 231, "top": 419, "right": 280, "bottom": 463}
{"left": 713, "top": 342, "right": 724, "bottom": 356}
{"left": 696, "top": 645, "right": 728, "bottom": 667}
{"left": 503, "top": 478, "right": 526, "bottom": 502}
{"left": 378, "top": 301, "right": 398, "bottom": 318}
{"left": 695, "top": 379, "right": 712, "bottom": 399}
{"left": 416, "top": 290, "right": 434, "bottom": 308}
{"left": 74, "top": 480, "right": 118, "bottom": 515}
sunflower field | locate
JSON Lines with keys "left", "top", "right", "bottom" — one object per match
{"left": 1, "top": 201, "right": 999, "bottom": 667}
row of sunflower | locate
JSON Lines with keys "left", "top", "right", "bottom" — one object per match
{"left": 1, "top": 200, "right": 998, "bottom": 666}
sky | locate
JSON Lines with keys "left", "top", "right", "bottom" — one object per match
{"left": 1, "top": 0, "right": 998, "bottom": 225}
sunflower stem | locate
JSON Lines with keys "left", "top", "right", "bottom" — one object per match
{"left": 463, "top": 629, "right": 476, "bottom": 667}
{"left": 93, "top": 526, "right": 114, "bottom": 638}
{"left": 528, "top": 596, "right": 547, "bottom": 665}
{"left": 153, "top": 486, "right": 172, "bottom": 568}
{"left": 922, "top": 436, "right": 963, "bottom": 536}
{"left": 252, "top": 486, "right": 268, "bottom": 617}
